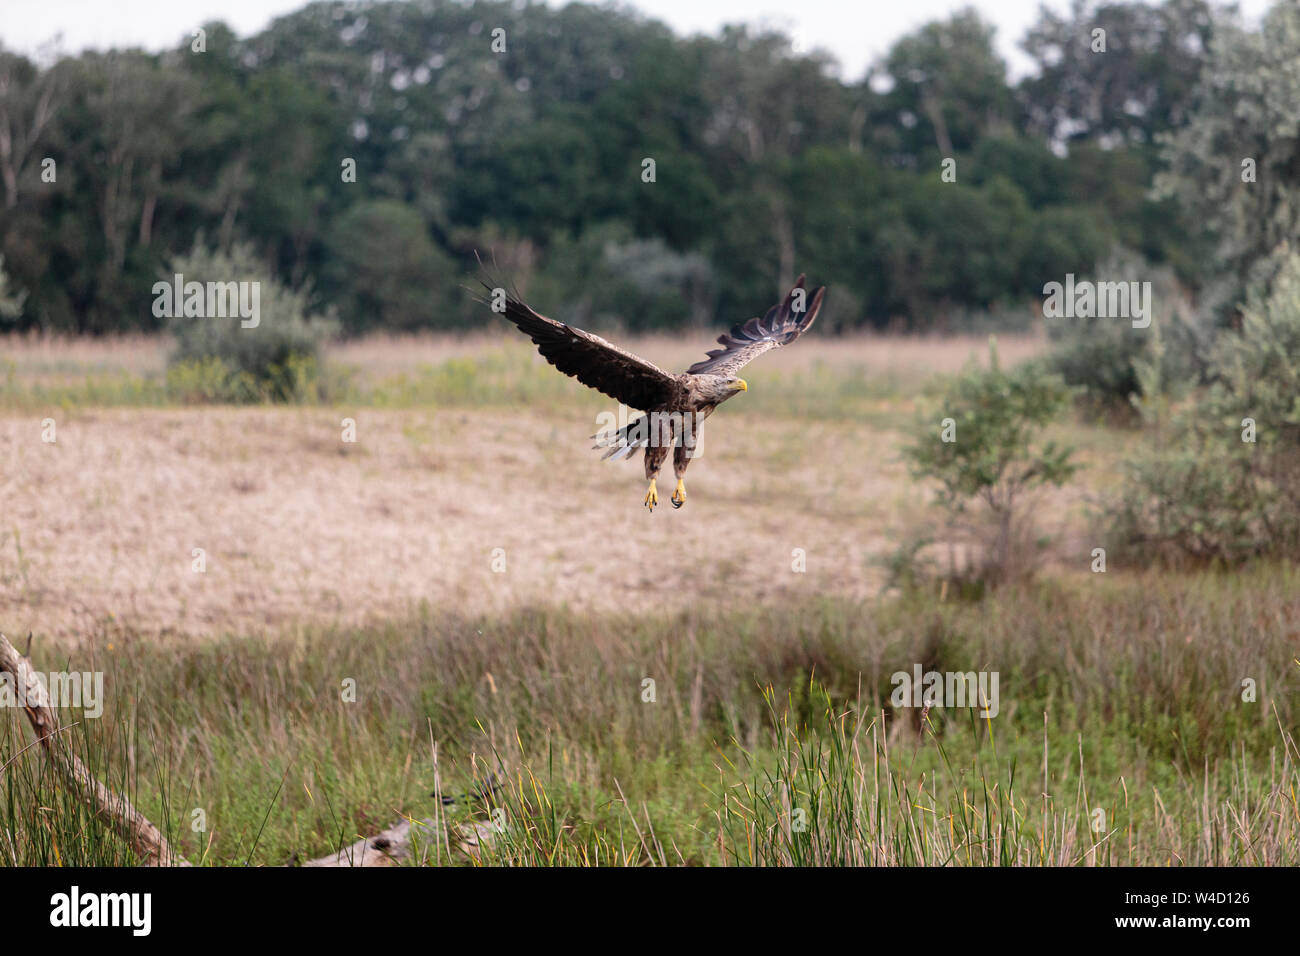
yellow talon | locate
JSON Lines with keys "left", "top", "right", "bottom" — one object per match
{"left": 671, "top": 479, "right": 686, "bottom": 509}
{"left": 644, "top": 478, "right": 658, "bottom": 511}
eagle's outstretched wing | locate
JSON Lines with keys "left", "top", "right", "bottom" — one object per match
{"left": 483, "top": 281, "right": 678, "bottom": 411}
{"left": 686, "top": 275, "right": 825, "bottom": 376}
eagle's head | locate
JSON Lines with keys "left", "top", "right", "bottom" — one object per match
{"left": 695, "top": 374, "right": 748, "bottom": 404}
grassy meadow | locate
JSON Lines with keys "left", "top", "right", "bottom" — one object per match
{"left": 1, "top": 332, "right": 1297, "bottom": 866}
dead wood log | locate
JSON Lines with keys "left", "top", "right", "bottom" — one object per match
{"left": 303, "top": 817, "right": 497, "bottom": 867}
{"left": 0, "top": 632, "right": 189, "bottom": 866}
{"left": 2, "top": 632, "right": 496, "bottom": 867}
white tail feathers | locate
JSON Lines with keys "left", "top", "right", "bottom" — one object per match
{"left": 592, "top": 417, "right": 650, "bottom": 462}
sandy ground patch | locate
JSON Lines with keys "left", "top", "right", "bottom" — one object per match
{"left": 0, "top": 405, "right": 914, "bottom": 640}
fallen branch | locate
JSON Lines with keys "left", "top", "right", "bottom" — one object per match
{"left": 0, "top": 632, "right": 189, "bottom": 866}
{"left": 2, "top": 632, "right": 496, "bottom": 867}
{"left": 303, "top": 816, "right": 497, "bottom": 867}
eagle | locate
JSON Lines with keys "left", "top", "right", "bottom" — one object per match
{"left": 482, "top": 273, "right": 825, "bottom": 511}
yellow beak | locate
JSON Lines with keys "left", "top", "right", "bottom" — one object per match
{"left": 733, "top": 379, "right": 748, "bottom": 392}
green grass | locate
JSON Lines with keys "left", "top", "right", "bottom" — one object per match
{"left": 3, "top": 563, "right": 1298, "bottom": 866}
{"left": 0, "top": 347, "right": 929, "bottom": 422}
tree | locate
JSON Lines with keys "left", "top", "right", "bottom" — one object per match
{"left": 0, "top": 46, "right": 59, "bottom": 210}
{"left": 700, "top": 25, "right": 849, "bottom": 293}
{"left": 1157, "top": 0, "right": 1300, "bottom": 322}
{"left": 323, "top": 199, "right": 459, "bottom": 333}
{"left": 1019, "top": 0, "right": 1221, "bottom": 147}
{"left": 875, "top": 8, "right": 1011, "bottom": 161}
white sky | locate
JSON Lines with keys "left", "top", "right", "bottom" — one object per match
{"left": 0, "top": 0, "right": 1276, "bottom": 80}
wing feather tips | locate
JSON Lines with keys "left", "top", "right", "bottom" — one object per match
{"left": 762, "top": 274, "right": 812, "bottom": 337}
{"left": 762, "top": 275, "right": 822, "bottom": 342}
{"left": 800, "top": 285, "right": 826, "bottom": 333}
{"left": 684, "top": 275, "right": 824, "bottom": 375}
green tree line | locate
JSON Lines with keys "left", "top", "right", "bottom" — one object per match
{"left": 0, "top": 0, "right": 1238, "bottom": 335}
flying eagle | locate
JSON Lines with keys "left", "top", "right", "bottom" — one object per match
{"left": 483, "top": 274, "right": 825, "bottom": 510}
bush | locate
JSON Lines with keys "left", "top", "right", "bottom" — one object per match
{"left": 165, "top": 242, "right": 338, "bottom": 402}
{"left": 1044, "top": 248, "right": 1203, "bottom": 418}
{"left": 1110, "top": 251, "right": 1300, "bottom": 562}
{"left": 904, "top": 340, "right": 1077, "bottom": 586}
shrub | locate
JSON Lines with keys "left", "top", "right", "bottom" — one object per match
{"left": 1044, "top": 248, "right": 1204, "bottom": 418}
{"left": 165, "top": 242, "right": 338, "bottom": 402}
{"left": 1110, "top": 251, "right": 1300, "bottom": 562}
{"left": 904, "top": 340, "right": 1077, "bottom": 586}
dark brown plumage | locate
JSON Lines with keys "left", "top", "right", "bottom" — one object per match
{"left": 481, "top": 272, "right": 826, "bottom": 510}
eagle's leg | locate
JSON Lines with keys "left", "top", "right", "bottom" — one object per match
{"left": 644, "top": 435, "right": 669, "bottom": 512}
{"left": 671, "top": 414, "right": 699, "bottom": 509}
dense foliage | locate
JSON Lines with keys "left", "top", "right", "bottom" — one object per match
{"left": 1113, "top": 253, "right": 1300, "bottom": 563}
{"left": 0, "top": 0, "right": 1230, "bottom": 335}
